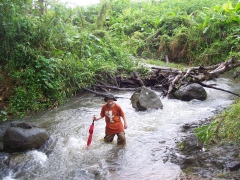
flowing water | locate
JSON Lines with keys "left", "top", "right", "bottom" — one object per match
{"left": 1, "top": 74, "right": 240, "bottom": 180}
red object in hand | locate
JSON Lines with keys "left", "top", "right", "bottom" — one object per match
{"left": 87, "top": 121, "right": 94, "bottom": 146}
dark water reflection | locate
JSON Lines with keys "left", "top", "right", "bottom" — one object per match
{"left": 1, "top": 74, "right": 240, "bottom": 180}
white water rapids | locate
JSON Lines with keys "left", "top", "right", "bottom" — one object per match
{"left": 1, "top": 74, "right": 240, "bottom": 180}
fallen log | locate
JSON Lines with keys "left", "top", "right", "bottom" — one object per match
{"left": 133, "top": 72, "right": 145, "bottom": 87}
{"left": 167, "top": 74, "right": 182, "bottom": 98}
{"left": 198, "top": 82, "right": 240, "bottom": 97}
{"left": 83, "top": 57, "right": 240, "bottom": 99}
{"left": 95, "top": 85, "right": 136, "bottom": 91}
{"left": 82, "top": 87, "right": 106, "bottom": 96}
{"left": 181, "top": 56, "right": 238, "bottom": 82}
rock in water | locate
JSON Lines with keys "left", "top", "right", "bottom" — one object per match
{"left": 130, "top": 86, "right": 163, "bottom": 111}
{"left": 3, "top": 122, "right": 50, "bottom": 153}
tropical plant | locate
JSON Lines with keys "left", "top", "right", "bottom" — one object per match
{"left": 0, "top": 0, "right": 239, "bottom": 119}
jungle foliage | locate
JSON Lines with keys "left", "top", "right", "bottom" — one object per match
{"left": 0, "top": 0, "right": 239, "bottom": 120}
{"left": 194, "top": 101, "right": 240, "bottom": 145}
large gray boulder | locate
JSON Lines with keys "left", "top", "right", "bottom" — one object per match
{"left": 173, "top": 83, "right": 207, "bottom": 101}
{"left": 3, "top": 121, "right": 50, "bottom": 153}
{"left": 130, "top": 86, "right": 163, "bottom": 111}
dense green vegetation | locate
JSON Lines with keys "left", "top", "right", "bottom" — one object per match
{"left": 0, "top": 0, "right": 239, "bottom": 121}
{"left": 195, "top": 101, "right": 240, "bottom": 145}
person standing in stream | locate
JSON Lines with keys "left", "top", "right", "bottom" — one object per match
{"left": 93, "top": 93, "right": 128, "bottom": 145}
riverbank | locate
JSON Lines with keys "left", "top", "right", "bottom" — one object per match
{"left": 170, "top": 116, "right": 240, "bottom": 179}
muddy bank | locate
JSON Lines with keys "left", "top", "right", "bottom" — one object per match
{"left": 170, "top": 117, "right": 240, "bottom": 179}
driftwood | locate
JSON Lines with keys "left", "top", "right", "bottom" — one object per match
{"left": 83, "top": 56, "right": 240, "bottom": 98}
{"left": 82, "top": 86, "right": 136, "bottom": 98}
{"left": 95, "top": 85, "right": 136, "bottom": 91}
{"left": 198, "top": 82, "right": 240, "bottom": 97}
{"left": 132, "top": 72, "right": 145, "bottom": 87}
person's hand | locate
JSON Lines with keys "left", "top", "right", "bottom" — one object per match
{"left": 124, "top": 123, "right": 128, "bottom": 129}
{"left": 92, "top": 115, "right": 96, "bottom": 121}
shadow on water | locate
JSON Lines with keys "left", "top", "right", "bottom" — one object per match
{"left": 1, "top": 73, "right": 240, "bottom": 180}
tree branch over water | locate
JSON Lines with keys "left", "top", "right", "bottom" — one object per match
{"left": 84, "top": 56, "right": 240, "bottom": 98}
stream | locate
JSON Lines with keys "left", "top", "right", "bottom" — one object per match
{"left": 1, "top": 74, "right": 240, "bottom": 180}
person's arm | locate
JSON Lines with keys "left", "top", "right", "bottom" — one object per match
{"left": 122, "top": 115, "right": 128, "bottom": 129}
{"left": 93, "top": 105, "right": 105, "bottom": 121}
{"left": 118, "top": 105, "right": 128, "bottom": 129}
{"left": 92, "top": 115, "right": 103, "bottom": 121}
